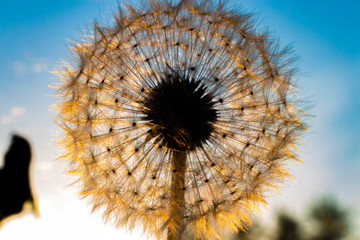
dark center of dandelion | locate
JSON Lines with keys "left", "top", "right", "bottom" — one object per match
{"left": 142, "top": 73, "right": 217, "bottom": 150}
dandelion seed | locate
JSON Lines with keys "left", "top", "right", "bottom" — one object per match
{"left": 54, "top": 0, "right": 307, "bottom": 239}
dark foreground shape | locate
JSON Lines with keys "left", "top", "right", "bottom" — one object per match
{"left": 0, "top": 135, "right": 37, "bottom": 223}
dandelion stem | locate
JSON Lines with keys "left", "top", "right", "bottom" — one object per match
{"left": 168, "top": 150, "right": 187, "bottom": 240}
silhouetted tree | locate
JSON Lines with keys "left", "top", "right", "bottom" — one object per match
{"left": 229, "top": 196, "right": 356, "bottom": 240}
{"left": 276, "top": 212, "right": 301, "bottom": 240}
{"left": 309, "top": 197, "right": 350, "bottom": 240}
{"left": 0, "top": 134, "right": 38, "bottom": 224}
{"left": 233, "top": 228, "right": 252, "bottom": 240}
{"left": 232, "top": 222, "right": 264, "bottom": 240}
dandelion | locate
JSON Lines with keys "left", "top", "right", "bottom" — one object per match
{"left": 55, "top": 0, "right": 307, "bottom": 239}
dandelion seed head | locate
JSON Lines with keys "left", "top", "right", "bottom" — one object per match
{"left": 55, "top": 0, "right": 308, "bottom": 239}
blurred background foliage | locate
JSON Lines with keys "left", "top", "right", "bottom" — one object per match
{"left": 185, "top": 195, "right": 356, "bottom": 240}
{"left": 230, "top": 196, "right": 355, "bottom": 240}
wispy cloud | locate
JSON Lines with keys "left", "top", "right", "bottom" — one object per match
{"left": 13, "top": 61, "right": 27, "bottom": 74}
{"left": 1, "top": 107, "right": 26, "bottom": 125}
{"left": 11, "top": 107, "right": 26, "bottom": 116}
{"left": 13, "top": 52, "right": 50, "bottom": 75}
{"left": 32, "top": 63, "right": 48, "bottom": 73}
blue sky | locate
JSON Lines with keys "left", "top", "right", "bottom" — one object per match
{"left": 0, "top": 0, "right": 359, "bottom": 239}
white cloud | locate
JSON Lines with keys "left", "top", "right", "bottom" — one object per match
{"left": 32, "top": 63, "right": 48, "bottom": 73}
{"left": 11, "top": 107, "right": 26, "bottom": 116}
{"left": 1, "top": 116, "right": 13, "bottom": 125}
{"left": 13, "top": 61, "right": 27, "bottom": 73}
{"left": 1, "top": 107, "right": 27, "bottom": 125}
{"left": 13, "top": 56, "right": 50, "bottom": 75}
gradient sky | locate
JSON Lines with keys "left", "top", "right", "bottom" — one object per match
{"left": 0, "top": 1, "right": 359, "bottom": 239}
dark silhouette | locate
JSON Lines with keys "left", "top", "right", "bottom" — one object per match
{"left": 276, "top": 212, "right": 301, "bottom": 240}
{"left": 233, "top": 228, "right": 252, "bottom": 240}
{"left": 233, "top": 223, "right": 263, "bottom": 240}
{"left": 229, "top": 195, "right": 356, "bottom": 240}
{"left": 309, "top": 197, "right": 350, "bottom": 240}
{"left": 0, "top": 135, "right": 37, "bottom": 223}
